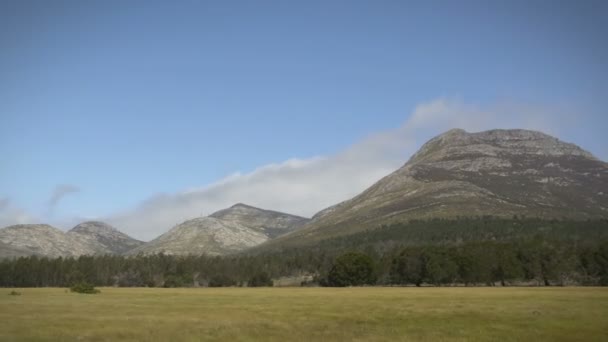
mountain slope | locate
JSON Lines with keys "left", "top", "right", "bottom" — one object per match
{"left": 209, "top": 203, "right": 310, "bottom": 238}
{"left": 67, "top": 221, "right": 144, "bottom": 254}
{"left": 268, "top": 128, "right": 608, "bottom": 245}
{"left": 0, "top": 240, "right": 32, "bottom": 258}
{"left": 128, "top": 217, "right": 268, "bottom": 256}
{"left": 0, "top": 224, "right": 95, "bottom": 258}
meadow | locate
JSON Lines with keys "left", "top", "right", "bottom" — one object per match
{"left": 1, "top": 287, "right": 607, "bottom": 341}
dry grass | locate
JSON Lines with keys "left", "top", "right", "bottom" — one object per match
{"left": 1, "top": 287, "right": 607, "bottom": 341}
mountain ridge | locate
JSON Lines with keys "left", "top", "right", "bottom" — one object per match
{"left": 0, "top": 221, "right": 143, "bottom": 258}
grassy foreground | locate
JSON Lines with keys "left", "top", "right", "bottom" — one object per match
{"left": 1, "top": 287, "right": 607, "bottom": 341}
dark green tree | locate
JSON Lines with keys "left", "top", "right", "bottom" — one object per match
{"left": 390, "top": 248, "right": 423, "bottom": 286}
{"left": 248, "top": 272, "right": 273, "bottom": 287}
{"left": 325, "top": 252, "right": 376, "bottom": 287}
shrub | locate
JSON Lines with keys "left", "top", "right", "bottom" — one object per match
{"left": 163, "top": 274, "right": 192, "bottom": 288}
{"left": 208, "top": 275, "right": 237, "bottom": 287}
{"left": 70, "top": 282, "right": 100, "bottom": 294}
{"left": 8, "top": 290, "right": 21, "bottom": 296}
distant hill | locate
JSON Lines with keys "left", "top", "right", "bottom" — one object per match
{"left": 265, "top": 128, "right": 608, "bottom": 247}
{"left": 0, "top": 222, "right": 142, "bottom": 258}
{"left": 0, "top": 224, "right": 95, "bottom": 258}
{"left": 68, "top": 221, "right": 144, "bottom": 254}
{"left": 129, "top": 204, "right": 309, "bottom": 256}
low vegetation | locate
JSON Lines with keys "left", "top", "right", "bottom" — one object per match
{"left": 0, "top": 287, "right": 606, "bottom": 341}
{"left": 70, "top": 282, "right": 100, "bottom": 294}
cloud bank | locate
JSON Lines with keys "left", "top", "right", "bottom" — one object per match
{"left": 105, "top": 98, "right": 566, "bottom": 240}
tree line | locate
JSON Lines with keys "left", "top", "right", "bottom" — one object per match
{"left": 1, "top": 218, "right": 607, "bottom": 287}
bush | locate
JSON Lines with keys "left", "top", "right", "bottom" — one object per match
{"left": 70, "top": 282, "right": 100, "bottom": 294}
{"left": 324, "top": 252, "right": 376, "bottom": 287}
{"left": 208, "top": 275, "right": 237, "bottom": 287}
{"left": 8, "top": 290, "right": 21, "bottom": 296}
{"left": 248, "top": 272, "right": 273, "bottom": 287}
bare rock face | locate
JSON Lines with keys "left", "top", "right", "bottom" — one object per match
{"left": 131, "top": 204, "right": 309, "bottom": 256}
{"left": 0, "top": 240, "right": 35, "bottom": 258}
{"left": 274, "top": 128, "right": 608, "bottom": 243}
{"left": 67, "top": 221, "right": 144, "bottom": 255}
{"left": 0, "top": 221, "right": 143, "bottom": 258}
{"left": 128, "top": 217, "right": 269, "bottom": 256}
{"left": 210, "top": 203, "right": 309, "bottom": 238}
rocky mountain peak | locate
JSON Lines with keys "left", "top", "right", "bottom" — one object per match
{"left": 409, "top": 129, "right": 595, "bottom": 166}
{"left": 68, "top": 221, "right": 143, "bottom": 255}
{"left": 230, "top": 203, "right": 256, "bottom": 210}
{"left": 69, "top": 221, "right": 119, "bottom": 234}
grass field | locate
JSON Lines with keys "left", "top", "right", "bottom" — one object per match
{"left": 1, "top": 287, "right": 607, "bottom": 341}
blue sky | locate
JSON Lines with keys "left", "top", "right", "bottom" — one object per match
{"left": 1, "top": 1, "right": 607, "bottom": 239}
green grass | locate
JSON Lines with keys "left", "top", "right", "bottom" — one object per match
{"left": 1, "top": 287, "right": 607, "bottom": 341}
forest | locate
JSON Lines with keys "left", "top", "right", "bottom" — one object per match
{"left": 1, "top": 218, "right": 607, "bottom": 287}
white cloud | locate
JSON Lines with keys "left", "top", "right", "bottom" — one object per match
{"left": 105, "top": 98, "right": 563, "bottom": 240}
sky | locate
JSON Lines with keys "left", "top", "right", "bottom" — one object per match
{"left": 1, "top": 0, "right": 607, "bottom": 240}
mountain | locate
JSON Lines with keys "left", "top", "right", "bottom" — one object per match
{"left": 209, "top": 203, "right": 310, "bottom": 238}
{"left": 267, "top": 128, "right": 608, "bottom": 245}
{"left": 67, "top": 221, "right": 144, "bottom": 254}
{"left": 130, "top": 204, "right": 310, "bottom": 256}
{"left": 0, "top": 221, "right": 142, "bottom": 258}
